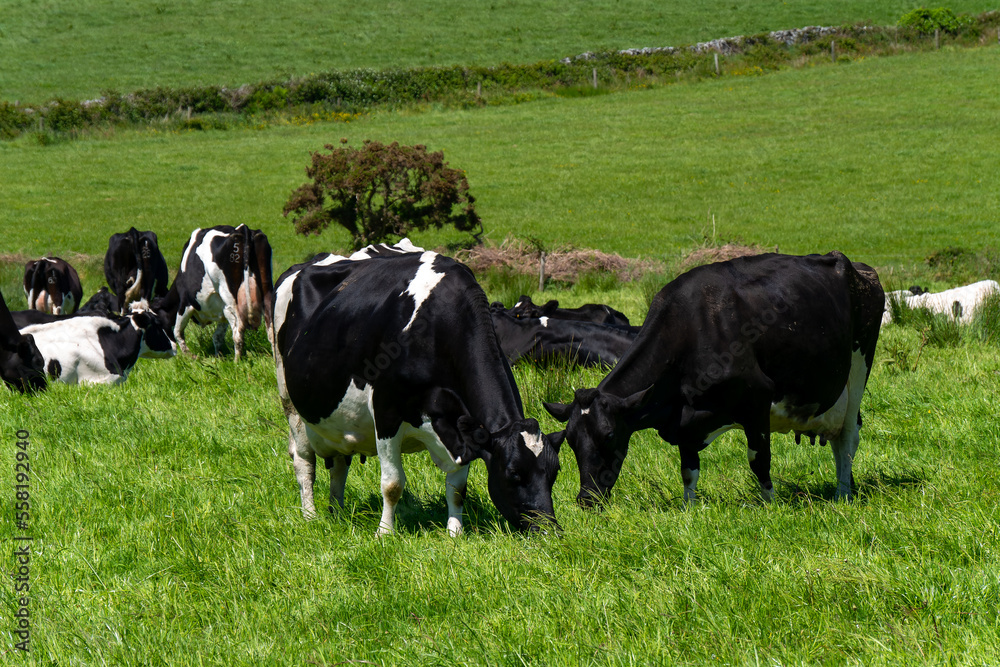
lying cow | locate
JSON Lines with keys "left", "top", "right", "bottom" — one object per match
{"left": 17, "top": 302, "right": 176, "bottom": 385}
{"left": 882, "top": 280, "right": 999, "bottom": 325}
{"left": 24, "top": 257, "right": 83, "bottom": 315}
{"left": 0, "top": 289, "right": 46, "bottom": 393}
{"left": 274, "top": 241, "right": 562, "bottom": 536}
{"left": 490, "top": 306, "right": 638, "bottom": 368}
{"left": 104, "top": 227, "right": 170, "bottom": 309}
{"left": 78, "top": 287, "right": 120, "bottom": 316}
{"left": 508, "top": 294, "right": 632, "bottom": 327}
{"left": 545, "top": 251, "right": 884, "bottom": 507}
{"left": 156, "top": 224, "right": 273, "bottom": 360}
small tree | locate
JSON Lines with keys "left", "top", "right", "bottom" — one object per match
{"left": 283, "top": 139, "right": 482, "bottom": 249}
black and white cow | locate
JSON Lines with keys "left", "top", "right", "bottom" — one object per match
{"left": 0, "top": 289, "right": 46, "bottom": 393}
{"left": 882, "top": 280, "right": 999, "bottom": 326}
{"left": 274, "top": 241, "right": 562, "bottom": 536}
{"left": 544, "top": 252, "right": 884, "bottom": 507}
{"left": 23, "top": 257, "right": 83, "bottom": 315}
{"left": 508, "top": 295, "right": 632, "bottom": 327}
{"left": 104, "top": 227, "right": 170, "bottom": 309}
{"left": 158, "top": 224, "right": 274, "bottom": 360}
{"left": 17, "top": 302, "right": 176, "bottom": 385}
{"left": 490, "top": 306, "right": 638, "bottom": 368}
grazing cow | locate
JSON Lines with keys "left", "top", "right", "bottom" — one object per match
{"left": 104, "top": 228, "right": 170, "bottom": 309}
{"left": 544, "top": 252, "right": 884, "bottom": 507}
{"left": 157, "top": 225, "right": 274, "bottom": 360}
{"left": 0, "top": 289, "right": 46, "bottom": 393}
{"left": 882, "top": 280, "right": 999, "bottom": 325}
{"left": 274, "top": 241, "right": 562, "bottom": 536}
{"left": 23, "top": 257, "right": 83, "bottom": 315}
{"left": 17, "top": 302, "right": 176, "bottom": 385}
{"left": 508, "top": 294, "right": 632, "bottom": 327}
{"left": 490, "top": 306, "right": 638, "bottom": 368}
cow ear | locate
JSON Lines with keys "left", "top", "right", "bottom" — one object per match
{"left": 456, "top": 415, "right": 492, "bottom": 460}
{"left": 622, "top": 386, "right": 651, "bottom": 410}
{"left": 543, "top": 401, "right": 573, "bottom": 423}
{"left": 547, "top": 429, "right": 566, "bottom": 453}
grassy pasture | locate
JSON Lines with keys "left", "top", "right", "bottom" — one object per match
{"left": 2, "top": 7, "right": 1000, "bottom": 664}
{"left": 2, "top": 47, "right": 1000, "bottom": 287}
{"left": 3, "top": 0, "right": 999, "bottom": 103}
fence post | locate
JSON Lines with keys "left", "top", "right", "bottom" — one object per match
{"left": 831, "top": 40, "right": 836, "bottom": 62}
{"left": 538, "top": 252, "right": 546, "bottom": 292}
{"left": 714, "top": 52, "right": 720, "bottom": 75}
{"left": 592, "top": 68, "right": 598, "bottom": 89}
{"left": 935, "top": 28, "right": 940, "bottom": 50}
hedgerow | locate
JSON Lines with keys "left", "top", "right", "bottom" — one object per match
{"left": 3, "top": 10, "right": 998, "bottom": 141}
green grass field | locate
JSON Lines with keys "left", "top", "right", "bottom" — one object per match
{"left": 3, "top": 2, "right": 1000, "bottom": 664}
{"left": 3, "top": 0, "right": 998, "bottom": 103}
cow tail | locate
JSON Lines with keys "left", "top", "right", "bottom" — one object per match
{"left": 240, "top": 225, "right": 255, "bottom": 327}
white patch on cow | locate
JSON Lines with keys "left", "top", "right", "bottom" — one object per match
{"left": 400, "top": 252, "right": 445, "bottom": 332}
{"left": 522, "top": 430, "right": 544, "bottom": 458}
{"left": 393, "top": 238, "right": 424, "bottom": 254}
{"left": 539, "top": 316, "right": 549, "bottom": 328}
{"left": 308, "top": 382, "right": 379, "bottom": 457}
{"left": 20, "top": 317, "right": 124, "bottom": 385}
{"left": 514, "top": 300, "right": 524, "bottom": 308}
{"left": 579, "top": 407, "right": 590, "bottom": 416}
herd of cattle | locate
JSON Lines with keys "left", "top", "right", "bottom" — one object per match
{"left": 2, "top": 229, "right": 997, "bottom": 534}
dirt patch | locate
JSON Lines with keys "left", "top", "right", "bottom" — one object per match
{"left": 677, "top": 242, "right": 776, "bottom": 273}
{"left": 453, "top": 236, "right": 660, "bottom": 283}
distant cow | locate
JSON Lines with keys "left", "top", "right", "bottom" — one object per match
{"left": 17, "top": 302, "right": 176, "bottom": 385}
{"left": 882, "top": 280, "right": 999, "bottom": 325}
{"left": 545, "top": 252, "right": 884, "bottom": 507}
{"left": 23, "top": 257, "right": 83, "bottom": 315}
{"left": 508, "top": 294, "right": 632, "bottom": 327}
{"left": 155, "top": 225, "right": 273, "bottom": 360}
{"left": 490, "top": 306, "right": 638, "bottom": 368}
{"left": 0, "top": 289, "right": 46, "bottom": 393}
{"left": 104, "top": 228, "right": 170, "bottom": 309}
{"left": 274, "top": 241, "right": 562, "bottom": 536}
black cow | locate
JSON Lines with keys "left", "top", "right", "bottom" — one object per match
{"left": 104, "top": 228, "right": 170, "bottom": 309}
{"left": 156, "top": 224, "right": 273, "bottom": 360}
{"left": 274, "top": 241, "right": 562, "bottom": 536}
{"left": 544, "top": 252, "right": 884, "bottom": 507}
{"left": 78, "top": 287, "right": 120, "bottom": 316}
{"left": 490, "top": 306, "right": 638, "bottom": 368}
{"left": 23, "top": 257, "right": 83, "bottom": 315}
{"left": 508, "top": 294, "right": 632, "bottom": 327}
{"left": 16, "top": 302, "right": 176, "bottom": 385}
{"left": 0, "top": 289, "right": 46, "bottom": 393}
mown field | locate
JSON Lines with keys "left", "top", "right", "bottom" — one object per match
{"left": 3, "top": 2, "right": 1000, "bottom": 665}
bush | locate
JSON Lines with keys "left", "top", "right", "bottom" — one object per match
{"left": 0, "top": 102, "right": 33, "bottom": 139}
{"left": 283, "top": 139, "right": 482, "bottom": 249}
{"left": 899, "top": 7, "right": 975, "bottom": 35}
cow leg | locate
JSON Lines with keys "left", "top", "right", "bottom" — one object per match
{"left": 831, "top": 421, "right": 860, "bottom": 501}
{"left": 375, "top": 436, "right": 406, "bottom": 536}
{"left": 745, "top": 429, "right": 775, "bottom": 501}
{"left": 174, "top": 306, "right": 196, "bottom": 356}
{"left": 212, "top": 321, "right": 229, "bottom": 357}
{"left": 679, "top": 446, "right": 701, "bottom": 504}
{"left": 222, "top": 306, "right": 245, "bottom": 361}
{"left": 326, "top": 454, "right": 351, "bottom": 512}
{"left": 445, "top": 465, "right": 470, "bottom": 537}
{"left": 286, "top": 409, "right": 318, "bottom": 519}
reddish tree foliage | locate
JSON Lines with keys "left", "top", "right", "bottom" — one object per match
{"left": 283, "top": 140, "right": 482, "bottom": 249}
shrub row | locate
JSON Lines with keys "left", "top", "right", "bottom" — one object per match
{"left": 2, "top": 10, "right": 998, "bottom": 141}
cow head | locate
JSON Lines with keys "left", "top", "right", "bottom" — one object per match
{"left": 129, "top": 302, "right": 177, "bottom": 359}
{"left": 457, "top": 416, "right": 562, "bottom": 533}
{"left": 544, "top": 387, "right": 647, "bottom": 508}
{"left": 1, "top": 334, "right": 47, "bottom": 393}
